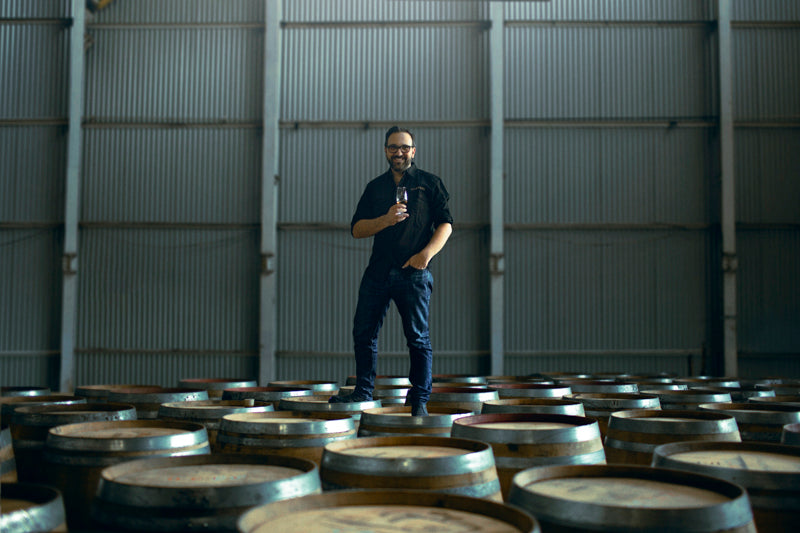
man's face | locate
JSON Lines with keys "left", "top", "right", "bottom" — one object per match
{"left": 385, "top": 132, "right": 416, "bottom": 173}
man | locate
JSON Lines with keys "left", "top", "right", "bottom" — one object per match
{"left": 329, "top": 126, "right": 453, "bottom": 416}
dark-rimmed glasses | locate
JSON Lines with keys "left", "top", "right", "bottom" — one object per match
{"left": 385, "top": 144, "right": 414, "bottom": 154}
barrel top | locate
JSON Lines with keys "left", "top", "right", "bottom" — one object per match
{"left": 238, "top": 490, "right": 538, "bottom": 533}
{"left": 669, "top": 450, "right": 800, "bottom": 472}
{"left": 522, "top": 476, "right": 730, "bottom": 508}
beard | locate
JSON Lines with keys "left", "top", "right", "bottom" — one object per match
{"left": 386, "top": 153, "right": 413, "bottom": 173}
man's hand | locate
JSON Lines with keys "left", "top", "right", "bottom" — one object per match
{"left": 403, "top": 251, "right": 431, "bottom": 270}
{"left": 383, "top": 203, "right": 409, "bottom": 226}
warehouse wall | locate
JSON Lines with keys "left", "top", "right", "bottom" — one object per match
{"left": 1, "top": 0, "right": 798, "bottom": 390}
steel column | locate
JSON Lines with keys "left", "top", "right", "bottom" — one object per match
{"left": 718, "top": 0, "right": 738, "bottom": 376}
{"left": 489, "top": 4, "right": 505, "bottom": 376}
{"left": 59, "top": 0, "right": 86, "bottom": 392}
{"left": 259, "top": 0, "right": 282, "bottom": 385}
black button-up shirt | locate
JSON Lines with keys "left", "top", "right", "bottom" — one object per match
{"left": 351, "top": 163, "right": 453, "bottom": 281}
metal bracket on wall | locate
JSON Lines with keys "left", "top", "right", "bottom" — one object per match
{"left": 62, "top": 253, "right": 77, "bottom": 274}
{"left": 722, "top": 253, "right": 738, "bottom": 272}
{"left": 490, "top": 253, "right": 504, "bottom": 276}
{"left": 261, "top": 253, "right": 276, "bottom": 275}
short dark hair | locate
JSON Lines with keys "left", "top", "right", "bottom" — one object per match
{"left": 385, "top": 126, "right": 415, "bottom": 147}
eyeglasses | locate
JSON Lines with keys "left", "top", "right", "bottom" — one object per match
{"left": 385, "top": 144, "right": 414, "bottom": 154}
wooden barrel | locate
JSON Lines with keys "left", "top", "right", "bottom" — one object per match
{"left": 427, "top": 387, "right": 500, "bottom": 414}
{"left": 336, "top": 385, "right": 410, "bottom": 405}
{"left": 320, "top": 436, "right": 503, "bottom": 501}
{"left": 482, "top": 398, "right": 586, "bottom": 416}
{"left": 560, "top": 380, "right": 639, "bottom": 395}
{"left": 699, "top": 402, "right": 800, "bottom": 443}
{"left": 702, "top": 386, "right": 775, "bottom": 402}
{"left": 158, "top": 399, "right": 273, "bottom": 451}
{"left": 0, "top": 483, "right": 67, "bottom": 533}
{"left": 451, "top": 413, "right": 606, "bottom": 499}
{"left": 783, "top": 423, "right": 800, "bottom": 445}
{"left": 221, "top": 386, "right": 314, "bottom": 407}
{"left": 216, "top": 411, "right": 356, "bottom": 466}
{"left": 433, "top": 374, "right": 488, "bottom": 384}
{"left": 508, "top": 464, "right": 756, "bottom": 532}
{"left": 357, "top": 406, "right": 473, "bottom": 437}
{"left": 1, "top": 386, "right": 50, "bottom": 397}
{"left": 566, "top": 392, "right": 661, "bottom": 439}
{"left": 92, "top": 454, "right": 321, "bottom": 532}
{"left": 10, "top": 402, "right": 137, "bottom": 484}
{"left": 42, "top": 420, "right": 210, "bottom": 530}
{"left": 604, "top": 409, "right": 742, "bottom": 465}
{"left": 653, "top": 441, "right": 800, "bottom": 533}
{"left": 345, "top": 375, "right": 411, "bottom": 387}
{"left": 106, "top": 387, "right": 209, "bottom": 419}
{"left": 1, "top": 427, "right": 16, "bottom": 482}
{"left": 749, "top": 395, "right": 800, "bottom": 408}
{"left": 74, "top": 384, "right": 156, "bottom": 403}
{"left": 651, "top": 388, "right": 733, "bottom": 410}
{"left": 677, "top": 377, "right": 741, "bottom": 389}
{"left": 1, "top": 395, "right": 86, "bottom": 430}
{"left": 278, "top": 394, "right": 380, "bottom": 424}
{"left": 237, "top": 490, "right": 540, "bottom": 533}
{"left": 638, "top": 383, "right": 690, "bottom": 392}
{"left": 178, "top": 378, "right": 258, "bottom": 399}
{"left": 267, "top": 380, "right": 338, "bottom": 393}
{"left": 488, "top": 383, "right": 572, "bottom": 399}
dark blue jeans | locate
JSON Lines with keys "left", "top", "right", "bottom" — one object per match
{"left": 352, "top": 267, "right": 434, "bottom": 405}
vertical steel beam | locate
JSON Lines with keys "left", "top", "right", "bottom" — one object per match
{"left": 489, "top": 4, "right": 505, "bottom": 376}
{"left": 59, "top": 0, "right": 86, "bottom": 392}
{"left": 718, "top": 0, "right": 738, "bottom": 376}
{"left": 259, "top": 0, "right": 282, "bottom": 385}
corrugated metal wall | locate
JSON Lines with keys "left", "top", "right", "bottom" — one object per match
{"left": 2, "top": 0, "right": 798, "bottom": 390}
{"left": 0, "top": 0, "right": 68, "bottom": 387}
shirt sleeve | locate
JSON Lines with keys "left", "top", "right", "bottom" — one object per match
{"left": 350, "top": 181, "right": 380, "bottom": 235}
{"left": 431, "top": 178, "right": 454, "bottom": 226}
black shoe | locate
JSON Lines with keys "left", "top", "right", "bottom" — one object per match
{"left": 411, "top": 403, "right": 428, "bottom": 417}
{"left": 328, "top": 392, "right": 372, "bottom": 404}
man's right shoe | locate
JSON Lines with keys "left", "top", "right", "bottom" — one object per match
{"left": 411, "top": 403, "right": 428, "bottom": 417}
{"left": 328, "top": 392, "right": 372, "bottom": 404}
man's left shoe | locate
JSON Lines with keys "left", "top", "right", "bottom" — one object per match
{"left": 328, "top": 392, "right": 372, "bottom": 404}
{"left": 411, "top": 403, "right": 428, "bottom": 417}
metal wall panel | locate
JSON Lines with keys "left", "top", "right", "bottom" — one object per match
{"left": 732, "top": 0, "right": 800, "bottom": 21}
{"left": 76, "top": 228, "right": 260, "bottom": 385}
{"left": 283, "top": 1, "right": 487, "bottom": 22}
{"left": 0, "top": 229, "right": 63, "bottom": 351}
{"left": 281, "top": 26, "right": 488, "bottom": 122}
{"left": 0, "top": 127, "right": 66, "bottom": 221}
{"left": 504, "top": 0, "right": 713, "bottom": 21}
{"left": 505, "top": 128, "right": 712, "bottom": 224}
{"left": 84, "top": 27, "right": 264, "bottom": 121}
{"left": 505, "top": 25, "right": 716, "bottom": 120}
{"left": 0, "top": 0, "right": 68, "bottom": 19}
{"left": 733, "top": 28, "right": 800, "bottom": 121}
{"left": 736, "top": 129, "right": 800, "bottom": 224}
{"left": 82, "top": 128, "right": 261, "bottom": 223}
{"left": 738, "top": 230, "right": 800, "bottom": 354}
{"left": 504, "top": 353, "right": 699, "bottom": 377}
{"left": 0, "top": 22, "right": 69, "bottom": 119}
{"left": 87, "top": 0, "right": 265, "bottom": 24}
{"left": 504, "top": 230, "right": 711, "bottom": 352}
{"left": 76, "top": 352, "right": 258, "bottom": 387}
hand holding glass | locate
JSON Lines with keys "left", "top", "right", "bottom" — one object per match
{"left": 395, "top": 187, "right": 408, "bottom": 205}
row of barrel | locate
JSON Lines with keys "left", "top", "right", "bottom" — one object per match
{"left": 1, "top": 372, "right": 800, "bottom": 532}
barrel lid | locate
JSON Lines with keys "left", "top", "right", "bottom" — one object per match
{"left": 509, "top": 464, "right": 753, "bottom": 532}
{"left": 238, "top": 490, "right": 539, "bottom": 533}
{"left": 653, "top": 441, "right": 800, "bottom": 476}
{"left": 45, "top": 420, "right": 208, "bottom": 452}
{"left": 220, "top": 411, "right": 355, "bottom": 434}
{"left": 453, "top": 413, "right": 601, "bottom": 443}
